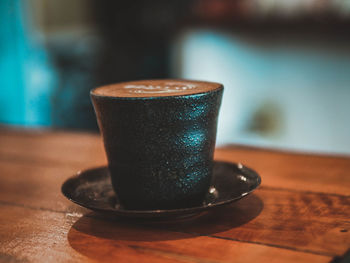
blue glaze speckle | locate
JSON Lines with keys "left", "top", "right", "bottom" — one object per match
{"left": 91, "top": 80, "right": 223, "bottom": 210}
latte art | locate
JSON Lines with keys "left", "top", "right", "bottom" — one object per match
{"left": 124, "top": 83, "right": 197, "bottom": 94}
{"left": 92, "top": 79, "right": 221, "bottom": 98}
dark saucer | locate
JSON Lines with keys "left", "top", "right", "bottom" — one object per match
{"left": 61, "top": 161, "right": 261, "bottom": 219}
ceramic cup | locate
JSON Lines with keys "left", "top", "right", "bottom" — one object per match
{"left": 91, "top": 79, "right": 223, "bottom": 210}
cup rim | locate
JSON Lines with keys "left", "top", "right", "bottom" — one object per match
{"left": 90, "top": 79, "right": 223, "bottom": 100}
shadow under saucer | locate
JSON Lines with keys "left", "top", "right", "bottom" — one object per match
{"left": 67, "top": 193, "right": 263, "bottom": 261}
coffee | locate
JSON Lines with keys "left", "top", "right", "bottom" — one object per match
{"left": 92, "top": 79, "right": 221, "bottom": 98}
{"left": 91, "top": 79, "right": 223, "bottom": 210}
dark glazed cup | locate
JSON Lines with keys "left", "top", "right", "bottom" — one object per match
{"left": 91, "top": 79, "right": 223, "bottom": 210}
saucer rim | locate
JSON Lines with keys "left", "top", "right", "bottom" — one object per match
{"left": 61, "top": 161, "right": 261, "bottom": 217}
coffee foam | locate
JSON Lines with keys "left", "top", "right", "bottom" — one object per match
{"left": 92, "top": 79, "right": 222, "bottom": 98}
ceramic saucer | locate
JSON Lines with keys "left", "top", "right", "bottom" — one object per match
{"left": 61, "top": 161, "right": 261, "bottom": 219}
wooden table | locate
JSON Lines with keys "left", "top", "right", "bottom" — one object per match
{"left": 0, "top": 127, "right": 349, "bottom": 263}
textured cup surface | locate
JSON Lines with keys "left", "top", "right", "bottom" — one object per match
{"left": 91, "top": 79, "right": 223, "bottom": 210}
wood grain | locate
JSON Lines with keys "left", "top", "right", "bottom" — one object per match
{"left": 0, "top": 204, "right": 331, "bottom": 263}
{"left": 1, "top": 128, "right": 349, "bottom": 195}
{"left": 215, "top": 146, "right": 350, "bottom": 196}
{"left": 0, "top": 159, "right": 88, "bottom": 214}
{"left": 0, "top": 128, "right": 349, "bottom": 262}
{"left": 0, "top": 158, "right": 348, "bottom": 257}
{"left": 0, "top": 128, "right": 106, "bottom": 167}
{"left": 164, "top": 189, "right": 350, "bottom": 256}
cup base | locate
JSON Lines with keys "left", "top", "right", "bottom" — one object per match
{"left": 116, "top": 194, "right": 206, "bottom": 211}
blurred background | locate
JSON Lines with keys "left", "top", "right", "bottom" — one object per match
{"left": 1, "top": 0, "right": 350, "bottom": 154}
